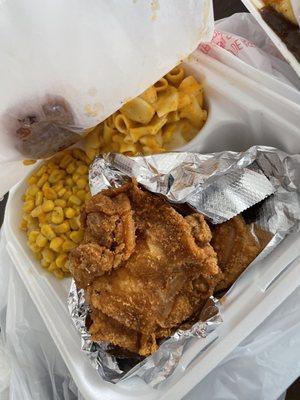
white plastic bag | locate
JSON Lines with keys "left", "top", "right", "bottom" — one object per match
{"left": 200, "top": 13, "right": 300, "bottom": 92}
{"left": 0, "top": 238, "right": 84, "bottom": 400}
{"left": 0, "top": 230, "right": 297, "bottom": 400}
{"left": 1, "top": 11, "right": 300, "bottom": 400}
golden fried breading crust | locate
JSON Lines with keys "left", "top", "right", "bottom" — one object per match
{"left": 211, "top": 216, "right": 271, "bottom": 292}
{"left": 70, "top": 180, "right": 220, "bottom": 355}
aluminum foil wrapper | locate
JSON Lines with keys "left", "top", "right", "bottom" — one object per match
{"left": 68, "top": 145, "right": 300, "bottom": 386}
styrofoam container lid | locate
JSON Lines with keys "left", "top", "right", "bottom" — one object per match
{"left": 0, "top": 0, "right": 214, "bottom": 197}
{"left": 0, "top": 0, "right": 213, "bottom": 159}
{"left": 241, "top": 0, "right": 300, "bottom": 77}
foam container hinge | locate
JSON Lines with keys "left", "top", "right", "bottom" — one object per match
{"left": 240, "top": 0, "right": 300, "bottom": 77}
{"left": 3, "top": 51, "right": 300, "bottom": 400}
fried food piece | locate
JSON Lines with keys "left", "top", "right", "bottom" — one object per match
{"left": 89, "top": 310, "right": 158, "bottom": 356}
{"left": 211, "top": 216, "right": 271, "bottom": 292}
{"left": 70, "top": 180, "right": 220, "bottom": 355}
{"left": 264, "top": 0, "right": 297, "bottom": 25}
{"left": 70, "top": 186, "right": 136, "bottom": 288}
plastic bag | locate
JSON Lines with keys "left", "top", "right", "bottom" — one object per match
{"left": 0, "top": 0, "right": 213, "bottom": 197}
{"left": 0, "top": 237, "right": 84, "bottom": 400}
{"left": 0, "top": 230, "right": 297, "bottom": 400}
{"left": 200, "top": 13, "right": 300, "bottom": 93}
{"left": 1, "top": 11, "right": 300, "bottom": 400}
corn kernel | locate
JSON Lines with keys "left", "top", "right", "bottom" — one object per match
{"left": 30, "top": 205, "right": 43, "bottom": 218}
{"left": 62, "top": 260, "right": 70, "bottom": 272}
{"left": 66, "top": 162, "right": 76, "bottom": 174}
{"left": 42, "top": 181, "right": 50, "bottom": 190}
{"left": 62, "top": 259, "right": 70, "bottom": 272}
{"left": 48, "top": 262, "right": 57, "bottom": 272}
{"left": 74, "top": 206, "right": 81, "bottom": 216}
{"left": 57, "top": 188, "right": 66, "bottom": 198}
{"left": 60, "top": 233, "right": 68, "bottom": 241}
{"left": 38, "top": 213, "right": 48, "bottom": 224}
{"left": 43, "top": 187, "right": 57, "bottom": 200}
{"left": 76, "top": 190, "right": 86, "bottom": 202}
{"left": 36, "top": 165, "right": 47, "bottom": 177}
{"left": 55, "top": 222, "right": 70, "bottom": 234}
{"left": 28, "top": 230, "right": 39, "bottom": 242}
{"left": 59, "top": 153, "right": 73, "bottom": 169}
{"left": 42, "top": 248, "right": 55, "bottom": 263}
{"left": 42, "top": 200, "right": 55, "bottom": 213}
{"left": 62, "top": 239, "right": 77, "bottom": 252}
{"left": 27, "top": 175, "right": 38, "bottom": 185}
{"left": 69, "top": 230, "right": 84, "bottom": 244}
{"left": 23, "top": 199, "right": 35, "bottom": 212}
{"left": 69, "top": 217, "right": 81, "bottom": 230}
{"left": 49, "top": 237, "right": 64, "bottom": 252}
{"left": 51, "top": 207, "right": 64, "bottom": 224}
{"left": 26, "top": 185, "right": 39, "bottom": 197}
{"left": 53, "top": 269, "right": 64, "bottom": 279}
{"left": 20, "top": 218, "right": 28, "bottom": 231}
{"left": 49, "top": 170, "right": 65, "bottom": 184}
{"left": 23, "top": 159, "right": 37, "bottom": 166}
{"left": 76, "top": 177, "right": 88, "bottom": 189}
{"left": 56, "top": 254, "right": 68, "bottom": 268}
{"left": 37, "top": 173, "right": 49, "bottom": 188}
{"left": 68, "top": 194, "right": 81, "bottom": 206}
{"left": 41, "top": 259, "right": 50, "bottom": 269}
{"left": 72, "top": 173, "right": 81, "bottom": 183}
{"left": 76, "top": 165, "right": 88, "bottom": 175}
{"left": 36, "top": 234, "right": 48, "bottom": 248}
{"left": 40, "top": 224, "right": 56, "bottom": 240}
{"left": 62, "top": 191, "right": 72, "bottom": 202}
{"left": 28, "top": 242, "right": 41, "bottom": 253}
{"left": 72, "top": 148, "right": 87, "bottom": 162}
{"left": 53, "top": 182, "right": 63, "bottom": 191}
{"left": 35, "top": 191, "right": 43, "bottom": 206}
{"left": 54, "top": 199, "right": 66, "bottom": 207}
{"left": 65, "top": 177, "right": 73, "bottom": 187}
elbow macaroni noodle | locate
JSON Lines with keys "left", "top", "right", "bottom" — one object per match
{"left": 21, "top": 65, "right": 207, "bottom": 278}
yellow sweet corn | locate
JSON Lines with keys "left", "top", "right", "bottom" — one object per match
{"left": 62, "top": 240, "right": 77, "bottom": 252}
{"left": 49, "top": 237, "right": 64, "bottom": 252}
{"left": 23, "top": 199, "right": 35, "bottom": 213}
{"left": 69, "top": 230, "right": 84, "bottom": 244}
{"left": 56, "top": 254, "right": 68, "bottom": 268}
{"left": 51, "top": 207, "right": 64, "bottom": 224}
{"left": 36, "top": 234, "right": 48, "bottom": 248}
{"left": 42, "top": 200, "right": 55, "bottom": 213}
{"left": 55, "top": 222, "right": 70, "bottom": 234}
{"left": 42, "top": 248, "right": 55, "bottom": 263}
{"left": 40, "top": 224, "right": 56, "bottom": 240}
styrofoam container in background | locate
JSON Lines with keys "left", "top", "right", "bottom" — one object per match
{"left": 241, "top": 0, "right": 300, "bottom": 77}
{"left": 3, "top": 51, "right": 300, "bottom": 400}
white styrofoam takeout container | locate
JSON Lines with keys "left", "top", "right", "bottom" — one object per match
{"left": 3, "top": 51, "right": 300, "bottom": 400}
{"left": 241, "top": 0, "right": 300, "bottom": 77}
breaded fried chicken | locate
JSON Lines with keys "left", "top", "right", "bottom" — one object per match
{"left": 70, "top": 180, "right": 220, "bottom": 355}
{"left": 211, "top": 216, "right": 271, "bottom": 292}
